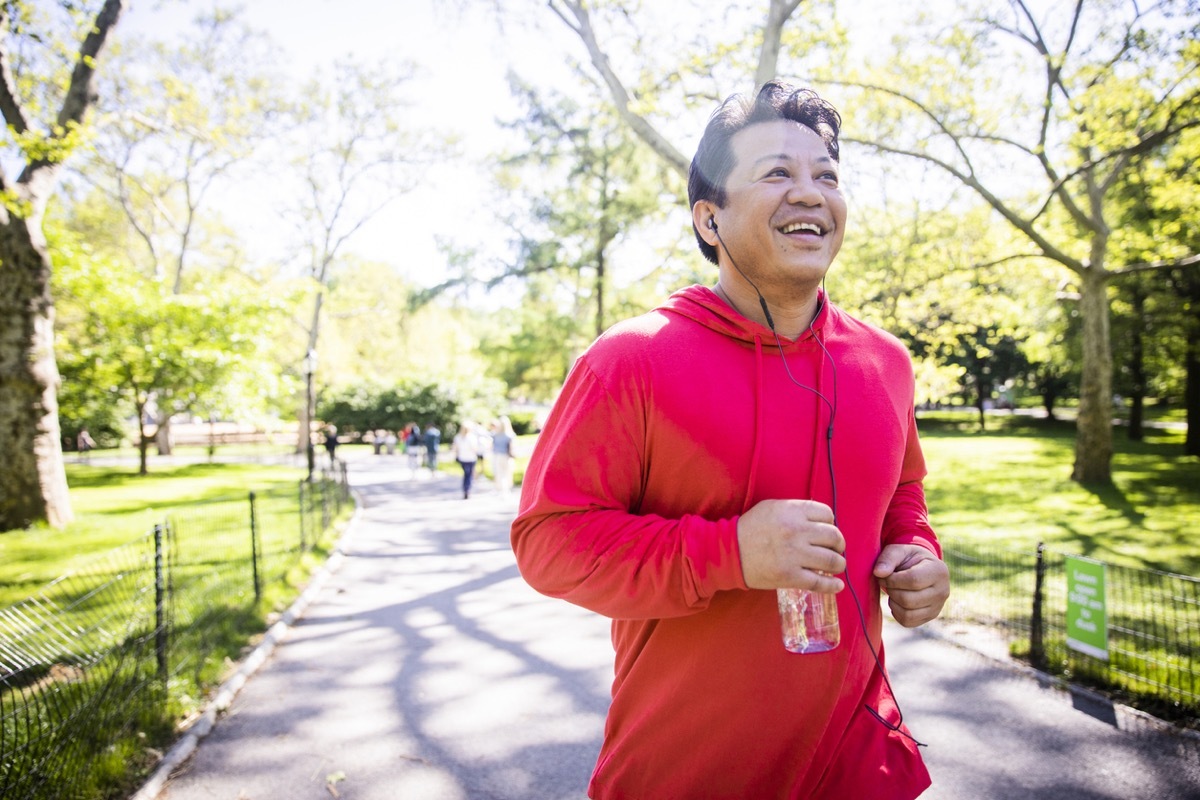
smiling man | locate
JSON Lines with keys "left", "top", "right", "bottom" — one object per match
{"left": 511, "top": 81, "right": 950, "bottom": 800}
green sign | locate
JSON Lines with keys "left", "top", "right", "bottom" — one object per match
{"left": 1066, "top": 556, "right": 1108, "bottom": 660}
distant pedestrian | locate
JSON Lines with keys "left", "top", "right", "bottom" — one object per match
{"left": 76, "top": 428, "right": 96, "bottom": 463}
{"left": 453, "top": 421, "right": 482, "bottom": 499}
{"left": 491, "top": 416, "right": 516, "bottom": 497}
{"left": 423, "top": 424, "right": 441, "bottom": 472}
{"left": 405, "top": 423, "right": 422, "bottom": 477}
{"left": 323, "top": 426, "right": 339, "bottom": 468}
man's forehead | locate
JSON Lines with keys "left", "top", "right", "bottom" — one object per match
{"left": 732, "top": 119, "right": 830, "bottom": 163}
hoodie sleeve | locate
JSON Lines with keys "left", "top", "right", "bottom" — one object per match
{"left": 511, "top": 355, "right": 747, "bottom": 620}
{"left": 880, "top": 407, "right": 942, "bottom": 559}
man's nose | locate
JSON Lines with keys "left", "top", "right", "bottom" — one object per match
{"left": 786, "top": 175, "right": 823, "bottom": 206}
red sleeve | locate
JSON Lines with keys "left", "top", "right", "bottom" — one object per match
{"left": 881, "top": 408, "right": 942, "bottom": 558}
{"left": 510, "top": 357, "right": 746, "bottom": 620}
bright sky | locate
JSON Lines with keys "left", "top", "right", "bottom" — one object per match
{"left": 114, "top": 0, "right": 938, "bottom": 292}
{"left": 120, "top": 0, "right": 576, "bottom": 285}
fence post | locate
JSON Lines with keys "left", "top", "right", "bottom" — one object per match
{"left": 154, "top": 523, "right": 168, "bottom": 684}
{"left": 321, "top": 479, "right": 331, "bottom": 531}
{"left": 249, "top": 491, "right": 262, "bottom": 603}
{"left": 1030, "top": 541, "right": 1046, "bottom": 670}
{"left": 298, "top": 479, "right": 308, "bottom": 552}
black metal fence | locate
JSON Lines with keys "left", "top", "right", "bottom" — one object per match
{"left": 0, "top": 470, "right": 351, "bottom": 800}
{"left": 940, "top": 537, "right": 1200, "bottom": 726}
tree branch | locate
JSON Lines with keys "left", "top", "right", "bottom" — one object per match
{"left": 842, "top": 133, "right": 1086, "bottom": 273}
{"left": 57, "top": 0, "right": 125, "bottom": 131}
{"left": 0, "top": 5, "right": 29, "bottom": 135}
{"left": 18, "top": 0, "right": 125, "bottom": 200}
{"left": 754, "top": 0, "right": 804, "bottom": 88}
{"left": 1111, "top": 252, "right": 1200, "bottom": 277}
{"left": 548, "top": 0, "right": 690, "bottom": 178}
{"left": 827, "top": 80, "right": 979, "bottom": 176}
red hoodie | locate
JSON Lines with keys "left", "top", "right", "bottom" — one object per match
{"left": 511, "top": 285, "right": 940, "bottom": 800}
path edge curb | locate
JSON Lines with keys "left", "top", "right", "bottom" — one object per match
{"left": 130, "top": 491, "right": 366, "bottom": 800}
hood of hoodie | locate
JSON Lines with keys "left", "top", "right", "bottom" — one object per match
{"left": 658, "top": 284, "right": 831, "bottom": 348}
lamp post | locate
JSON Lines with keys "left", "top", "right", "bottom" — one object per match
{"left": 304, "top": 349, "right": 317, "bottom": 481}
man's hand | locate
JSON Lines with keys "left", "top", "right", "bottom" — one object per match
{"left": 873, "top": 544, "right": 950, "bottom": 627}
{"left": 737, "top": 499, "right": 846, "bottom": 593}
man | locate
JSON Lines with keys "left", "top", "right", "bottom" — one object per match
{"left": 510, "top": 82, "right": 950, "bottom": 799}
{"left": 423, "top": 423, "right": 441, "bottom": 472}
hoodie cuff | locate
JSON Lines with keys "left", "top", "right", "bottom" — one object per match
{"left": 885, "top": 530, "right": 943, "bottom": 560}
{"left": 683, "top": 515, "right": 749, "bottom": 597}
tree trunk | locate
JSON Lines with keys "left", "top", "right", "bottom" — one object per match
{"left": 134, "top": 397, "right": 151, "bottom": 475}
{"left": 295, "top": 294, "right": 324, "bottom": 455}
{"left": 1127, "top": 289, "right": 1145, "bottom": 442}
{"left": 1072, "top": 267, "right": 1114, "bottom": 484}
{"left": 1186, "top": 321, "right": 1199, "bottom": 457}
{"left": 0, "top": 219, "right": 73, "bottom": 528}
{"left": 156, "top": 411, "right": 174, "bottom": 455}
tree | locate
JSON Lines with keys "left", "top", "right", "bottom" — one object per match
{"left": 498, "top": 78, "right": 673, "bottom": 335}
{"left": 54, "top": 232, "right": 272, "bottom": 475}
{"left": 542, "top": 0, "right": 1198, "bottom": 485}
{"left": 0, "top": 0, "right": 124, "bottom": 529}
{"left": 1023, "top": 283, "right": 1081, "bottom": 421}
{"left": 828, "top": 0, "right": 1200, "bottom": 483}
{"left": 545, "top": 0, "right": 821, "bottom": 175}
{"left": 277, "top": 58, "right": 440, "bottom": 455}
{"left": 942, "top": 326, "right": 1028, "bottom": 428}
{"left": 1111, "top": 124, "right": 1200, "bottom": 452}
{"left": 80, "top": 6, "right": 282, "bottom": 290}
{"left": 76, "top": 6, "right": 284, "bottom": 455}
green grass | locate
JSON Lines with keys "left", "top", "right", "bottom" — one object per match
{"left": 0, "top": 456, "right": 348, "bottom": 800}
{"left": 918, "top": 411, "right": 1200, "bottom": 726}
{"left": 0, "top": 461, "right": 307, "bottom": 603}
{"left": 919, "top": 412, "right": 1198, "bottom": 576}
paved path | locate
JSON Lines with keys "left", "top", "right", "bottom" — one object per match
{"left": 149, "top": 454, "right": 1200, "bottom": 800}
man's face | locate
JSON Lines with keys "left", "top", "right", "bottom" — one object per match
{"left": 714, "top": 119, "right": 847, "bottom": 293}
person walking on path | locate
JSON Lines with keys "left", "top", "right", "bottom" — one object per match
{"left": 322, "top": 425, "right": 339, "bottom": 468}
{"left": 423, "top": 423, "right": 441, "bottom": 473}
{"left": 490, "top": 416, "right": 516, "bottom": 498}
{"left": 76, "top": 428, "right": 96, "bottom": 463}
{"left": 404, "top": 423, "right": 422, "bottom": 477}
{"left": 452, "top": 421, "right": 482, "bottom": 499}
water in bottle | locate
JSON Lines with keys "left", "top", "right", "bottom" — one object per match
{"left": 777, "top": 587, "right": 840, "bottom": 653}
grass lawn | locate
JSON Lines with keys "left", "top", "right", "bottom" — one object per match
{"left": 919, "top": 412, "right": 1199, "bottom": 577}
{"left": 0, "top": 455, "right": 345, "bottom": 800}
{"left": 0, "top": 460, "right": 307, "bottom": 604}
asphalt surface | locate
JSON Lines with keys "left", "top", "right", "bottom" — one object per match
{"left": 143, "top": 453, "right": 1200, "bottom": 800}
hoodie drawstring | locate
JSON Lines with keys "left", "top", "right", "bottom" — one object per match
{"left": 741, "top": 334, "right": 766, "bottom": 512}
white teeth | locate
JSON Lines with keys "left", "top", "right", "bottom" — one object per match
{"left": 782, "top": 222, "right": 822, "bottom": 235}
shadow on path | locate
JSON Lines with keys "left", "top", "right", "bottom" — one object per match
{"left": 153, "top": 453, "right": 1200, "bottom": 800}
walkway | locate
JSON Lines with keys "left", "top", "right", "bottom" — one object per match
{"left": 146, "top": 453, "right": 1200, "bottom": 799}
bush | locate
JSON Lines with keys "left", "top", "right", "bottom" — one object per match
{"left": 507, "top": 411, "right": 539, "bottom": 436}
{"left": 319, "top": 380, "right": 460, "bottom": 436}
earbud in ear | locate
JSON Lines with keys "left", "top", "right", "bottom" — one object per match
{"left": 707, "top": 218, "right": 717, "bottom": 231}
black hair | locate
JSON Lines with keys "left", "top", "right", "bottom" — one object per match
{"left": 688, "top": 81, "right": 842, "bottom": 265}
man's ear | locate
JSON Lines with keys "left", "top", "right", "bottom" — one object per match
{"left": 692, "top": 202, "right": 719, "bottom": 246}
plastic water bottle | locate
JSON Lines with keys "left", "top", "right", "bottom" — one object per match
{"left": 777, "top": 587, "right": 840, "bottom": 653}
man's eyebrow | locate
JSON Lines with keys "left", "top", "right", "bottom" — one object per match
{"left": 751, "top": 152, "right": 836, "bottom": 169}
